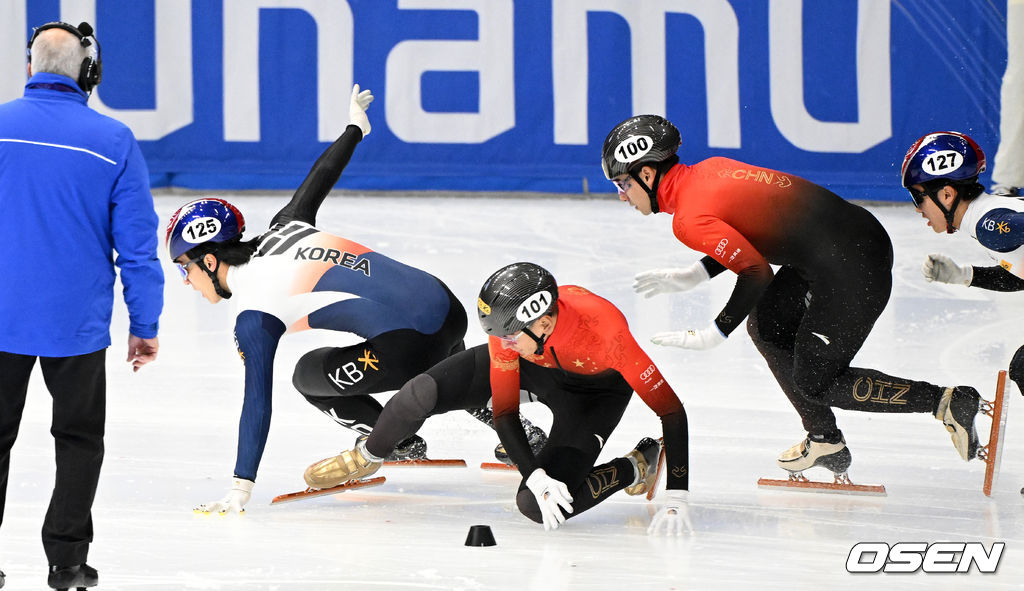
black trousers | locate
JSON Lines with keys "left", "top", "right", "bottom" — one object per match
{"left": 292, "top": 283, "right": 468, "bottom": 434}
{"left": 0, "top": 349, "right": 106, "bottom": 566}
{"left": 367, "top": 344, "right": 637, "bottom": 522}
{"left": 747, "top": 261, "right": 941, "bottom": 436}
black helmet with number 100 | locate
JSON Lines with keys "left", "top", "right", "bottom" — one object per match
{"left": 601, "top": 114, "right": 681, "bottom": 180}
{"left": 477, "top": 262, "right": 558, "bottom": 337}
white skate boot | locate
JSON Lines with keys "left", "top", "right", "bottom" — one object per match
{"left": 935, "top": 386, "right": 981, "bottom": 461}
{"left": 777, "top": 434, "right": 852, "bottom": 478}
{"left": 761, "top": 433, "right": 884, "bottom": 495}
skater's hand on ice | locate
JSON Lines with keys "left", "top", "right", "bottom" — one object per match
{"left": 349, "top": 84, "right": 374, "bottom": 137}
{"left": 647, "top": 490, "right": 693, "bottom": 536}
{"left": 633, "top": 263, "right": 710, "bottom": 298}
{"left": 651, "top": 325, "right": 726, "bottom": 350}
{"left": 922, "top": 253, "right": 972, "bottom": 286}
{"left": 194, "top": 478, "right": 254, "bottom": 515}
{"left": 526, "top": 468, "right": 573, "bottom": 531}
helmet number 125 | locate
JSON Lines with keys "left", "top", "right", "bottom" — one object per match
{"left": 183, "top": 218, "right": 223, "bottom": 244}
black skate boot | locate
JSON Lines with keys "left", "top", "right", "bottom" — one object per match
{"left": 467, "top": 407, "right": 548, "bottom": 465}
{"left": 623, "top": 437, "right": 662, "bottom": 496}
{"left": 935, "top": 386, "right": 981, "bottom": 461}
{"left": 356, "top": 434, "right": 427, "bottom": 462}
{"left": 494, "top": 424, "right": 547, "bottom": 465}
{"left": 48, "top": 563, "right": 97, "bottom": 590}
{"left": 390, "top": 434, "right": 427, "bottom": 461}
{"left": 777, "top": 432, "right": 852, "bottom": 476}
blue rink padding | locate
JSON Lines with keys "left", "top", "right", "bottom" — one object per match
{"left": 14, "top": 0, "right": 1008, "bottom": 199}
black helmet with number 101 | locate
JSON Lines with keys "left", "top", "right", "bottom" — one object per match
{"left": 601, "top": 115, "right": 681, "bottom": 180}
{"left": 477, "top": 262, "right": 558, "bottom": 337}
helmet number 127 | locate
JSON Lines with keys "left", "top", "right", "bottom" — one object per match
{"left": 922, "top": 151, "right": 961, "bottom": 176}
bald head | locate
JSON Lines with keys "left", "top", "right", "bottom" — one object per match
{"left": 29, "top": 27, "right": 88, "bottom": 80}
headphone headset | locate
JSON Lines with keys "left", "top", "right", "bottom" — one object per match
{"left": 27, "top": 21, "right": 103, "bottom": 93}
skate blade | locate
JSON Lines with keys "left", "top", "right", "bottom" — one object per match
{"left": 382, "top": 458, "right": 467, "bottom": 468}
{"left": 646, "top": 437, "right": 667, "bottom": 502}
{"left": 271, "top": 476, "right": 386, "bottom": 504}
{"left": 757, "top": 477, "right": 886, "bottom": 496}
{"left": 480, "top": 462, "right": 518, "bottom": 471}
{"left": 982, "top": 370, "right": 1010, "bottom": 496}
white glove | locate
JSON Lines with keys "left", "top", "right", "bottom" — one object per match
{"left": 633, "top": 262, "right": 711, "bottom": 298}
{"left": 647, "top": 490, "right": 693, "bottom": 536}
{"left": 922, "top": 253, "right": 972, "bottom": 286}
{"left": 349, "top": 83, "right": 374, "bottom": 137}
{"left": 194, "top": 478, "right": 254, "bottom": 515}
{"left": 525, "top": 468, "right": 574, "bottom": 531}
{"left": 651, "top": 325, "right": 727, "bottom": 350}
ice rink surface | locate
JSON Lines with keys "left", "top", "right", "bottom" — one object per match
{"left": 2, "top": 192, "right": 1022, "bottom": 590}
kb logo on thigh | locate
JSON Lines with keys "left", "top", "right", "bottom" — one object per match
{"left": 846, "top": 542, "right": 1004, "bottom": 573}
{"left": 328, "top": 362, "right": 364, "bottom": 390}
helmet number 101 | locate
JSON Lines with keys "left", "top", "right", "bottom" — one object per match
{"left": 517, "top": 291, "right": 552, "bottom": 323}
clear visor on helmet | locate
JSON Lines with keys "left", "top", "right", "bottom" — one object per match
{"left": 611, "top": 175, "right": 633, "bottom": 193}
{"left": 497, "top": 330, "right": 523, "bottom": 347}
{"left": 176, "top": 255, "right": 201, "bottom": 279}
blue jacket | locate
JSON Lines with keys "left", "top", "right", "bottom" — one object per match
{"left": 0, "top": 73, "right": 163, "bottom": 356}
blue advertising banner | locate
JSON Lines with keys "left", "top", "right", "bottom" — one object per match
{"left": 4, "top": 0, "right": 1008, "bottom": 200}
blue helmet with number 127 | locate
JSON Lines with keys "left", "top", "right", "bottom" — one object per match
{"left": 901, "top": 131, "right": 986, "bottom": 189}
{"left": 165, "top": 198, "right": 246, "bottom": 260}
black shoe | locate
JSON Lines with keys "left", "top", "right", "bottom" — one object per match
{"left": 1, "top": 567, "right": 5, "bottom": 589}
{"left": 48, "top": 563, "right": 98, "bottom": 590}
{"left": 390, "top": 434, "right": 427, "bottom": 460}
{"left": 356, "top": 434, "right": 427, "bottom": 461}
{"left": 494, "top": 425, "right": 547, "bottom": 465}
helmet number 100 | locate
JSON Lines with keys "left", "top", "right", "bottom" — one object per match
{"left": 614, "top": 135, "right": 653, "bottom": 164}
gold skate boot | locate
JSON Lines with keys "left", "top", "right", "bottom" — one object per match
{"left": 303, "top": 445, "right": 381, "bottom": 489}
{"left": 624, "top": 437, "right": 662, "bottom": 496}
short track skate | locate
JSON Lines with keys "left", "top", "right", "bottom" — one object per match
{"left": 758, "top": 437, "right": 885, "bottom": 496}
{"left": 271, "top": 476, "right": 386, "bottom": 504}
{"left": 479, "top": 462, "right": 518, "bottom": 471}
{"left": 646, "top": 438, "right": 667, "bottom": 501}
{"left": 382, "top": 458, "right": 467, "bottom": 468}
{"left": 757, "top": 472, "right": 887, "bottom": 496}
{"left": 981, "top": 370, "right": 1010, "bottom": 496}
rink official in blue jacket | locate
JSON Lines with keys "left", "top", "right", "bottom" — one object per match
{"left": 0, "top": 22, "right": 163, "bottom": 590}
